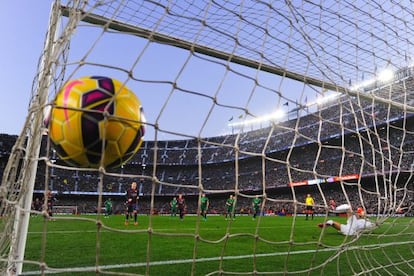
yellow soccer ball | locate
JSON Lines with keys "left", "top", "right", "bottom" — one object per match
{"left": 47, "top": 76, "right": 145, "bottom": 168}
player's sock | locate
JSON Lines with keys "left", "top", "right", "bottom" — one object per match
{"left": 318, "top": 220, "right": 334, "bottom": 228}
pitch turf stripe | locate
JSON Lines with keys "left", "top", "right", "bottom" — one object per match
{"left": 21, "top": 240, "right": 414, "bottom": 275}
{"left": 27, "top": 225, "right": 298, "bottom": 235}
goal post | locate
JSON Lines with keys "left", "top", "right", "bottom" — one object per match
{"left": 1, "top": 0, "right": 413, "bottom": 275}
{"left": 4, "top": 1, "right": 62, "bottom": 274}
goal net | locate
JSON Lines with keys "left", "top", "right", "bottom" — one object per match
{"left": 1, "top": 0, "right": 413, "bottom": 275}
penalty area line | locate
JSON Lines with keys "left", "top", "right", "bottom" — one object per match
{"left": 21, "top": 240, "right": 413, "bottom": 275}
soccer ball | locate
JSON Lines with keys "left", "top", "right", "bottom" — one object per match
{"left": 46, "top": 76, "right": 145, "bottom": 168}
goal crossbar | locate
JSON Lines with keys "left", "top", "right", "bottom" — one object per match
{"left": 59, "top": 5, "right": 344, "bottom": 93}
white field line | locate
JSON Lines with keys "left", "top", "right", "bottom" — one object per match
{"left": 21, "top": 240, "right": 413, "bottom": 275}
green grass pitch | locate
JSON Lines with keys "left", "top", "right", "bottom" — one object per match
{"left": 22, "top": 214, "right": 412, "bottom": 275}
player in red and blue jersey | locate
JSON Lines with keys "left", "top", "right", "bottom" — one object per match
{"left": 177, "top": 194, "right": 186, "bottom": 220}
{"left": 125, "top": 181, "right": 139, "bottom": 225}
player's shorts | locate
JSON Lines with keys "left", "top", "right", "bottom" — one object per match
{"left": 340, "top": 215, "right": 375, "bottom": 235}
{"left": 127, "top": 203, "right": 138, "bottom": 213}
{"left": 306, "top": 206, "right": 313, "bottom": 211}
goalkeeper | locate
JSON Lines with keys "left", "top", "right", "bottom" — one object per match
{"left": 318, "top": 204, "right": 375, "bottom": 236}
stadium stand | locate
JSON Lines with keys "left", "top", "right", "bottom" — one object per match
{"left": 1, "top": 76, "right": 413, "bottom": 217}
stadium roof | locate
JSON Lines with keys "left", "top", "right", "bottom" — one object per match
{"left": 64, "top": 1, "right": 414, "bottom": 90}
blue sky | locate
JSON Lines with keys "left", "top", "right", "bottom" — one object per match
{"left": 1, "top": 1, "right": 52, "bottom": 135}
{"left": 0, "top": 1, "right": 320, "bottom": 140}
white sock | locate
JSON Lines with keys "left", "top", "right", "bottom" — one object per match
{"left": 326, "top": 220, "right": 333, "bottom": 225}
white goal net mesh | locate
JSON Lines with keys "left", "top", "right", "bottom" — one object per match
{"left": 1, "top": 0, "right": 413, "bottom": 275}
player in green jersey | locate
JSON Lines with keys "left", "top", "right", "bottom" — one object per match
{"left": 252, "top": 195, "right": 261, "bottom": 220}
{"left": 104, "top": 198, "right": 113, "bottom": 218}
{"left": 200, "top": 193, "right": 209, "bottom": 221}
{"left": 170, "top": 197, "right": 178, "bottom": 217}
{"left": 225, "top": 194, "right": 235, "bottom": 220}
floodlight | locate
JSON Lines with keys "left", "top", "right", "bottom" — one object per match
{"left": 378, "top": 69, "right": 394, "bottom": 82}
